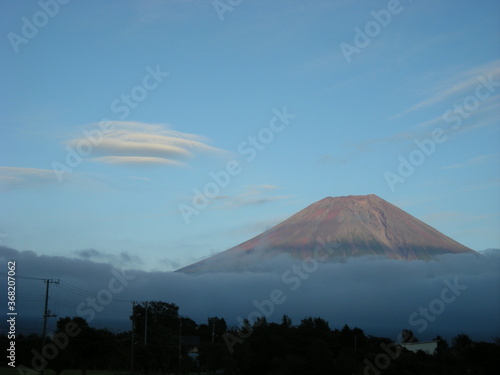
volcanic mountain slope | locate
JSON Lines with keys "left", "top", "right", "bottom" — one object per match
{"left": 177, "top": 194, "right": 476, "bottom": 273}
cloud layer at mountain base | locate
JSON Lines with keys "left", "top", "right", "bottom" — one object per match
{"left": 1, "top": 246, "right": 499, "bottom": 342}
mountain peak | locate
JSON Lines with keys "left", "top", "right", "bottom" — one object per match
{"left": 177, "top": 194, "right": 475, "bottom": 273}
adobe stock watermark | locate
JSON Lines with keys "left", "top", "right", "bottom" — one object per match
{"left": 212, "top": 0, "right": 243, "bottom": 21}
{"left": 178, "top": 106, "right": 297, "bottom": 224}
{"left": 340, "top": 0, "right": 405, "bottom": 64}
{"left": 51, "top": 64, "right": 169, "bottom": 182}
{"left": 384, "top": 72, "right": 499, "bottom": 192}
{"left": 7, "top": 0, "right": 71, "bottom": 54}
{"left": 17, "top": 268, "right": 135, "bottom": 374}
{"left": 363, "top": 277, "right": 467, "bottom": 375}
{"left": 223, "top": 239, "right": 340, "bottom": 353}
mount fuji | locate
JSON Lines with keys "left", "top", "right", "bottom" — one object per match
{"left": 177, "top": 194, "right": 475, "bottom": 273}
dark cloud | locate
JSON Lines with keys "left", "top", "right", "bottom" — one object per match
{"left": 1, "top": 246, "right": 499, "bottom": 343}
{"left": 73, "top": 248, "right": 143, "bottom": 267}
{"left": 74, "top": 248, "right": 102, "bottom": 259}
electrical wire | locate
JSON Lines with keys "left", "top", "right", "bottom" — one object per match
{"left": 59, "top": 281, "right": 94, "bottom": 296}
{"left": 57, "top": 280, "right": 134, "bottom": 304}
{"left": 0, "top": 272, "right": 46, "bottom": 281}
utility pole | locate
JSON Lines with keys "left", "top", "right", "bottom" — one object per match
{"left": 144, "top": 301, "right": 148, "bottom": 347}
{"left": 131, "top": 301, "right": 135, "bottom": 374}
{"left": 178, "top": 317, "right": 182, "bottom": 374}
{"left": 41, "top": 279, "right": 59, "bottom": 375}
{"left": 211, "top": 318, "right": 215, "bottom": 344}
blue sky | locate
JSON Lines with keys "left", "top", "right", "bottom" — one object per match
{"left": 1, "top": 0, "right": 499, "bottom": 271}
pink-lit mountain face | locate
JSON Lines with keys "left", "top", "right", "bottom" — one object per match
{"left": 177, "top": 194, "right": 476, "bottom": 273}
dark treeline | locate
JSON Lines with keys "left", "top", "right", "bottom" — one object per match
{"left": 2, "top": 301, "right": 499, "bottom": 374}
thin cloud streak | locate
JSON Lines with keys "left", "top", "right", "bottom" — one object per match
{"left": 441, "top": 154, "right": 499, "bottom": 170}
{"left": 329, "top": 91, "right": 498, "bottom": 163}
{"left": 391, "top": 59, "right": 500, "bottom": 119}
{"left": 91, "top": 156, "right": 187, "bottom": 166}
{"left": 0, "top": 166, "right": 58, "bottom": 191}
{"left": 214, "top": 185, "right": 293, "bottom": 209}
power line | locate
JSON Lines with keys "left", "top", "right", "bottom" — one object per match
{"left": 57, "top": 282, "right": 94, "bottom": 298}
{"left": 0, "top": 272, "right": 46, "bottom": 281}
{"left": 59, "top": 281, "right": 95, "bottom": 295}
{"left": 0, "top": 273, "right": 134, "bottom": 303}
{"left": 57, "top": 281, "right": 133, "bottom": 303}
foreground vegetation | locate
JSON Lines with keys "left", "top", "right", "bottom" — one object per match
{"left": 1, "top": 301, "right": 499, "bottom": 374}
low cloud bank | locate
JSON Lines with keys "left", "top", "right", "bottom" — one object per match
{"left": 1, "top": 246, "right": 499, "bottom": 342}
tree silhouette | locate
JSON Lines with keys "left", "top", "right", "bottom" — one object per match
{"left": 399, "top": 329, "right": 418, "bottom": 343}
{"left": 7, "top": 302, "right": 500, "bottom": 375}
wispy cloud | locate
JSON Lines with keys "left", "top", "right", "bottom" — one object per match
{"left": 68, "top": 121, "right": 229, "bottom": 167}
{"left": 0, "top": 167, "right": 58, "bottom": 191}
{"left": 320, "top": 130, "right": 419, "bottom": 165}
{"left": 214, "top": 185, "right": 292, "bottom": 209}
{"left": 91, "top": 156, "right": 186, "bottom": 166}
{"left": 125, "top": 0, "right": 210, "bottom": 34}
{"left": 459, "top": 177, "right": 500, "bottom": 193}
{"left": 317, "top": 155, "right": 349, "bottom": 166}
{"left": 245, "top": 184, "right": 279, "bottom": 191}
{"left": 441, "top": 154, "right": 499, "bottom": 170}
{"left": 331, "top": 91, "right": 498, "bottom": 163}
{"left": 126, "top": 176, "right": 152, "bottom": 182}
{"left": 351, "top": 131, "right": 417, "bottom": 153}
{"left": 391, "top": 59, "right": 500, "bottom": 119}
